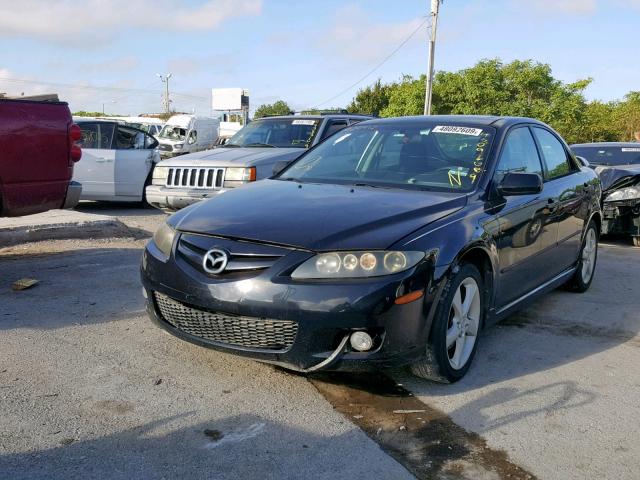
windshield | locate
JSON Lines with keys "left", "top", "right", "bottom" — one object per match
{"left": 225, "top": 118, "right": 320, "bottom": 148}
{"left": 159, "top": 125, "right": 187, "bottom": 141}
{"left": 572, "top": 145, "right": 640, "bottom": 166}
{"left": 278, "top": 123, "right": 494, "bottom": 192}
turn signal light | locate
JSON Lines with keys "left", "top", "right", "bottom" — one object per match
{"left": 394, "top": 289, "right": 424, "bottom": 305}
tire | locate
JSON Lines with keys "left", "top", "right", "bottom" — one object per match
{"left": 565, "top": 220, "right": 598, "bottom": 292}
{"left": 411, "top": 263, "right": 484, "bottom": 383}
{"left": 140, "top": 171, "right": 154, "bottom": 208}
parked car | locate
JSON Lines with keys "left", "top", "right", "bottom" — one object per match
{"left": 571, "top": 142, "right": 640, "bottom": 245}
{"left": 0, "top": 97, "right": 82, "bottom": 217}
{"left": 146, "top": 113, "right": 371, "bottom": 211}
{"left": 156, "top": 115, "right": 219, "bottom": 158}
{"left": 73, "top": 119, "right": 160, "bottom": 203}
{"left": 141, "top": 115, "right": 602, "bottom": 382}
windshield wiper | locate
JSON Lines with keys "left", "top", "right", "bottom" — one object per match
{"left": 352, "top": 182, "right": 386, "bottom": 189}
{"left": 221, "top": 143, "right": 241, "bottom": 148}
{"left": 245, "top": 143, "right": 277, "bottom": 148}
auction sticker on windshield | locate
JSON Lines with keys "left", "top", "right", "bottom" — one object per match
{"left": 432, "top": 125, "right": 483, "bottom": 136}
{"left": 292, "top": 120, "right": 317, "bottom": 126}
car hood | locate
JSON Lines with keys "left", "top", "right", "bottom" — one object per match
{"left": 156, "top": 147, "right": 304, "bottom": 168}
{"left": 171, "top": 179, "right": 467, "bottom": 251}
{"left": 595, "top": 164, "right": 640, "bottom": 192}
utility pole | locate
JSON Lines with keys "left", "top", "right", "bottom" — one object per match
{"left": 424, "top": 0, "right": 441, "bottom": 116}
{"left": 156, "top": 73, "right": 172, "bottom": 114}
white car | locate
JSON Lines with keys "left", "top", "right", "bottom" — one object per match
{"left": 73, "top": 119, "right": 161, "bottom": 203}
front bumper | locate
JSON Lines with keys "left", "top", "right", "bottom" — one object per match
{"left": 145, "top": 185, "right": 227, "bottom": 211}
{"left": 140, "top": 241, "right": 443, "bottom": 372}
{"left": 63, "top": 181, "right": 82, "bottom": 209}
{"left": 602, "top": 199, "right": 640, "bottom": 237}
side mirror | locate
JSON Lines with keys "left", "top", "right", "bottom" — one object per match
{"left": 497, "top": 172, "right": 543, "bottom": 196}
{"left": 575, "top": 155, "right": 590, "bottom": 168}
{"left": 272, "top": 159, "right": 292, "bottom": 176}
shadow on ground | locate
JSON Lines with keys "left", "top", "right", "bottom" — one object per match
{"left": 0, "top": 414, "right": 412, "bottom": 480}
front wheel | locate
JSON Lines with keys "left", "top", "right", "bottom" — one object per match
{"left": 565, "top": 220, "right": 598, "bottom": 292}
{"left": 411, "top": 263, "right": 483, "bottom": 383}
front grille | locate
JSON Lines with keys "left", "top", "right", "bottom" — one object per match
{"left": 154, "top": 292, "right": 298, "bottom": 351}
{"left": 166, "top": 167, "right": 225, "bottom": 189}
{"left": 177, "top": 234, "right": 289, "bottom": 278}
{"left": 158, "top": 144, "right": 172, "bottom": 152}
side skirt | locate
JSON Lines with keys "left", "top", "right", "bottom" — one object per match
{"left": 487, "top": 267, "right": 576, "bottom": 326}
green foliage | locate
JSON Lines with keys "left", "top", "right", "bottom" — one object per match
{"left": 347, "top": 79, "right": 395, "bottom": 116}
{"left": 73, "top": 111, "right": 109, "bottom": 117}
{"left": 347, "top": 58, "right": 640, "bottom": 143}
{"left": 615, "top": 92, "right": 640, "bottom": 141}
{"left": 254, "top": 100, "right": 292, "bottom": 119}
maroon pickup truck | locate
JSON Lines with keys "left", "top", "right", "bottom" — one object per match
{"left": 0, "top": 97, "right": 82, "bottom": 217}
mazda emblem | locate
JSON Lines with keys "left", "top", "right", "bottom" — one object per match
{"left": 202, "top": 249, "right": 229, "bottom": 274}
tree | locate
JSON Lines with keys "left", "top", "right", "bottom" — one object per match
{"left": 615, "top": 92, "right": 640, "bottom": 141}
{"left": 347, "top": 59, "right": 605, "bottom": 143}
{"left": 347, "top": 79, "right": 395, "bottom": 116}
{"left": 254, "top": 100, "right": 292, "bottom": 119}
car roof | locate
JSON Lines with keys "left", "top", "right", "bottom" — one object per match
{"left": 257, "top": 114, "right": 373, "bottom": 120}
{"left": 571, "top": 142, "right": 639, "bottom": 148}
{"left": 356, "top": 114, "right": 548, "bottom": 129}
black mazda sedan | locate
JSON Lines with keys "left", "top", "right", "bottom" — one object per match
{"left": 141, "top": 115, "right": 602, "bottom": 382}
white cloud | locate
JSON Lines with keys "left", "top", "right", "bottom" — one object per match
{"left": 167, "top": 54, "right": 235, "bottom": 76}
{"left": 322, "top": 5, "right": 426, "bottom": 64}
{"left": 0, "top": 0, "right": 262, "bottom": 44}
{"left": 513, "top": 0, "right": 597, "bottom": 15}
{"left": 78, "top": 56, "right": 140, "bottom": 73}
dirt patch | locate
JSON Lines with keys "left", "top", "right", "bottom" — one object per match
{"left": 311, "top": 372, "right": 535, "bottom": 480}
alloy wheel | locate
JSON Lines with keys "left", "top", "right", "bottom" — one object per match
{"left": 581, "top": 227, "right": 597, "bottom": 283}
{"left": 446, "top": 277, "right": 481, "bottom": 370}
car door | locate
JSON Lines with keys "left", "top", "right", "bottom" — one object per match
{"left": 532, "top": 127, "right": 586, "bottom": 271}
{"left": 492, "top": 126, "right": 558, "bottom": 306}
{"left": 73, "top": 122, "right": 116, "bottom": 199}
{"left": 113, "top": 125, "right": 156, "bottom": 199}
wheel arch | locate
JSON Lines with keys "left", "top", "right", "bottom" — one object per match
{"left": 453, "top": 244, "right": 496, "bottom": 328}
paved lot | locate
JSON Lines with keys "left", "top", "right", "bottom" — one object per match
{"left": 0, "top": 204, "right": 638, "bottom": 479}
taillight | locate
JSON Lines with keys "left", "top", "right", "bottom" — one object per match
{"left": 69, "top": 123, "right": 82, "bottom": 162}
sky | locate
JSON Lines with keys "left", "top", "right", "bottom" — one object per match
{"left": 0, "top": 0, "right": 638, "bottom": 116}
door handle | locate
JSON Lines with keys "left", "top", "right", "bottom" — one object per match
{"left": 95, "top": 157, "right": 113, "bottom": 163}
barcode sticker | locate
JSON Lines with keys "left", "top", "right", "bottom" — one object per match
{"left": 433, "top": 125, "right": 483, "bottom": 136}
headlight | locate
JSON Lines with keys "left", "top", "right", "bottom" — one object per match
{"left": 224, "top": 167, "right": 257, "bottom": 188}
{"left": 291, "top": 251, "right": 425, "bottom": 279}
{"left": 152, "top": 166, "right": 169, "bottom": 185}
{"left": 605, "top": 186, "right": 640, "bottom": 202}
{"left": 174, "top": 143, "right": 184, "bottom": 150}
{"left": 152, "top": 223, "right": 176, "bottom": 257}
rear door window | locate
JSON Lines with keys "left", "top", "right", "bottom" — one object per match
{"left": 78, "top": 122, "right": 115, "bottom": 149}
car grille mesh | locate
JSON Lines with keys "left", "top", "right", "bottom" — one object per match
{"left": 154, "top": 292, "right": 298, "bottom": 351}
{"left": 166, "top": 167, "right": 225, "bottom": 189}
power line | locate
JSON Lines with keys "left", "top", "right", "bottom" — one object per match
{"left": 313, "top": 16, "right": 429, "bottom": 109}
{"left": 0, "top": 75, "right": 207, "bottom": 100}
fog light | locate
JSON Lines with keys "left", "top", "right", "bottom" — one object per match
{"left": 350, "top": 331, "right": 373, "bottom": 352}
